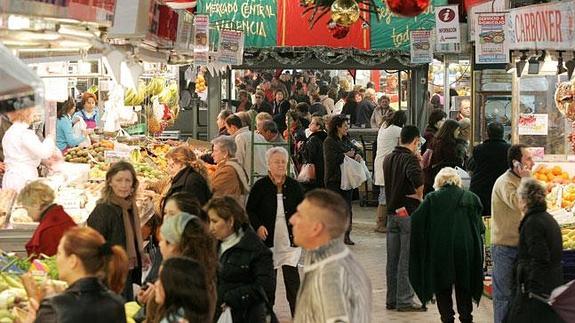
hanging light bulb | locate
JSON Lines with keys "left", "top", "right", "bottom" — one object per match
{"left": 331, "top": 0, "right": 361, "bottom": 27}
{"left": 385, "top": 0, "right": 430, "bottom": 17}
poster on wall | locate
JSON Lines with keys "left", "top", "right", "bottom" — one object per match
{"left": 370, "top": 0, "right": 447, "bottom": 50}
{"left": 194, "top": 15, "right": 210, "bottom": 65}
{"left": 217, "top": 30, "right": 245, "bottom": 65}
{"left": 526, "top": 147, "right": 545, "bottom": 161}
{"left": 518, "top": 114, "right": 548, "bottom": 136}
{"left": 467, "top": 0, "right": 506, "bottom": 39}
{"left": 410, "top": 30, "right": 433, "bottom": 64}
{"left": 197, "top": 0, "right": 277, "bottom": 48}
{"left": 435, "top": 5, "right": 460, "bottom": 44}
{"left": 475, "top": 12, "right": 509, "bottom": 64}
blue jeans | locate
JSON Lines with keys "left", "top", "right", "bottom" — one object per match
{"left": 386, "top": 214, "right": 414, "bottom": 308}
{"left": 492, "top": 245, "right": 518, "bottom": 323}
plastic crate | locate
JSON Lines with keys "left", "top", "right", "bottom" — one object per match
{"left": 124, "top": 123, "right": 147, "bottom": 135}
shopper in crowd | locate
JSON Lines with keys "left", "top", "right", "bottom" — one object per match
{"left": 18, "top": 181, "right": 76, "bottom": 257}
{"left": 290, "top": 189, "right": 372, "bottom": 323}
{"left": 383, "top": 125, "right": 425, "bottom": 312}
{"left": 247, "top": 147, "right": 304, "bottom": 317}
{"left": 300, "top": 116, "right": 327, "bottom": 190}
{"left": 216, "top": 110, "right": 232, "bottom": 137}
{"left": 210, "top": 136, "right": 250, "bottom": 205}
{"left": 291, "top": 83, "right": 311, "bottom": 105}
{"left": 468, "top": 122, "right": 510, "bottom": 216}
{"left": 371, "top": 95, "right": 392, "bottom": 129}
{"left": 423, "top": 119, "right": 464, "bottom": 195}
{"left": 206, "top": 197, "right": 276, "bottom": 323}
{"left": 33, "top": 226, "right": 128, "bottom": 322}
{"left": 491, "top": 144, "right": 533, "bottom": 323}
{"left": 56, "top": 99, "right": 86, "bottom": 151}
{"left": 295, "top": 103, "right": 312, "bottom": 128}
{"left": 73, "top": 92, "right": 100, "bottom": 130}
{"left": 253, "top": 90, "right": 274, "bottom": 115}
{"left": 162, "top": 192, "right": 208, "bottom": 221}
{"left": 2, "top": 105, "right": 56, "bottom": 192}
{"left": 160, "top": 146, "right": 212, "bottom": 211}
{"left": 506, "top": 178, "right": 563, "bottom": 323}
{"left": 261, "top": 120, "right": 285, "bottom": 144}
{"left": 421, "top": 108, "right": 447, "bottom": 154}
{"left": 225, "top": 114, "right": 268, "bottom": 183}
{"left": 456, "top": 98, "right": 471, "bottom": 121}
{"left": 356, "top": 88, "right": 376, "bottom": 128}
{"left": 341, "top": 91, "right": 361, "bottom": 126}
{"left": 234, "top": 90, "right": 252, "bottom": 112}
{"left": 319, "top": 84, "right": 335, "bottom": 114}
{"left": 333, "top": 91, "right": 346, "bottom": 115}
{"left": 255, "top": 112, "right": 273, "bottom": 135}
{"left": 140, "top": 212, "right": 162, "bottom": 285}
{"left": 373, "top": 110, "right": 407, "bottom": 233}
{"left": 151, "top": 257, "right": 211, "bottom": 323}
{"left": 410, "top": 167, "right": 484, "bottom": 323}
{"left": 457, "top": 117, "right": 471, "bottom": 158}
{"left": 87, "top": 161, "right": 144, "bottom": 301}
{"left": 309, "top": 94, "right": 328, "bottom": 116}
{"left": 323, "top": 114, "right": 362, "bottom": 245}
{"left": 272, "top": 89, "right": 290, "bottom": 118}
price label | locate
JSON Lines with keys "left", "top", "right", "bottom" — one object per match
{"left": 104, "top": 150, "right": 130, "bottom": 163}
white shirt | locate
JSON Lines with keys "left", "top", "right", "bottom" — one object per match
{"left": 232, "top": 127, "right": 268, "bottom": 183}
{"left": 373, "top": 124, "right": 402, "bottom": 186}
{"left": 2, "top": 122, "right": 55, "bottom": 191}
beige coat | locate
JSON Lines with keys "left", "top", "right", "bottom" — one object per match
{"left": 212, "top": 159, "right": 249, "bottom": 205}
{"left": 491, "top": 170, "right": 523, "bottom": 246}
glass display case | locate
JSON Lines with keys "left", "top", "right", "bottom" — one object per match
{"left": 473, "top": 70, "right": 512, "bottom": 144}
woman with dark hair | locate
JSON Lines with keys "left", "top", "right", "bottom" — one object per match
{"left": 162, "top": 192, "right": 208, "bottom": 222}
{"left": 323, "top": 114, "right": 363, "bottom": 245}
{"left": 301, "top": 116, "right": 327, "bottom": 189}
{"left": 33, "top": 227, "right": 128, "bottom": 322}
{"left": 153, "top": 257, "right": 211, "bottom": 323}
{"left": 341, "top": 91, "right": 361, "bottom": 126}
{"left": 88, "top": 161, "right": 144, "bottom": 301}
{"left": 206, "top": 197, "right": 275, "bottom": 323}
{"left": 506, "top": 178, "right": 563, "bottom": 323}
{"left": 423, "top": 119, "right": 464, "bottom": 195}
{"left": 56, "top": 98, "right": 86, "bottom": 151}
{"left": 421, "top": 108, "right": 447, "bottom": 154}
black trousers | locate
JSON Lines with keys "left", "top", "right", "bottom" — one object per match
{"left": 274, "top": 265, "right": 300, "bottom": 316}
{"left": 436, "top": 285, "right": 473, "bottom": 323}
{"left": 326, "top": 184, "right": 353, "bottom": 234}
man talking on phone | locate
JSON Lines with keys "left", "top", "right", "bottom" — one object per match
{"left": 383, "top": 125, "right": 426, "bottom": 312}
{"left": 491, "top": 144, "right": 533, "bottom": 323}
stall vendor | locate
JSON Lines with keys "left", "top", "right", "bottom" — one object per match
{"left": 74, "top": 92, "right": 100, "bottom": 129}
{"left": 56, "top": 99, "right": 86, "bottom": 151}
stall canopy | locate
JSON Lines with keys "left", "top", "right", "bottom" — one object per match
{"left": 0, "top": 43, "right": 43, "bottom": 110}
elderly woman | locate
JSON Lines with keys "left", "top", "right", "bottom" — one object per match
{"left": 246, "top": 147, "right": 304, "bottom": 316}
{"left": 506, "top": 178, "right": 563, "bottom": 323}
{"left": 409, "top": 167, "right": 484, "bottom": 323}
{"left": 210, "top": 136, "right": 250, "bottom": 205}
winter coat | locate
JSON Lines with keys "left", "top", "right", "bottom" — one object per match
{"left": 341, "top": 102, "right": 358, "bottom": 126}
{"left": 468, "top": 139, "right": 510, "bottom": 216}
{"left": 423, "top": 138, "right": 464, "bottom": 195}
{"left": 35, "top": 277, "right": 126, "bottom": 323}
{"left": 355, "top": 100, "right": 375, "bottom": 127}
{"left": 211, "top": 158, "right": 250, "bottom": 205}
{"left": 421, "top": 126, "right": 438, "bottom": 154}
{"left": 323, "top": 135, "right": 360, "bottom": 191}
{"left": 26, "top": 204, "right": 76, "bottom": 257}
{"left": 246, "top": 176, "right": 304, "bottom": 248}
{"left": 409, "top": 185, "right": 485, "bottom": 305}
{"left": 161, "top": 165, "right": 212, "bottom": 209}
{"left": 216, "top": 225, "right": 275, "bottom": 323}
{"left": 254, "top": 101, "right": 273, "bottom": 115}
{"left": 301, "top": 131, "right": 327, "bottom": 188}
{"left": 506, "top": 206, "right": 564, "bottom": 323}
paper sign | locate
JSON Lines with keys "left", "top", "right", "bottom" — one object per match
{"left": 435, "top": 5, "right": 460, "bottom": 44}
{"left": 475, "top": 13, "right": 509, "bottom": 64}
{"left": 526, "top": 147, "right": 545, "bottom": 161}
{"left": 518, "top": 114, "right": 548, "bottom": 136}
{"left": 104, "top": 150, "right": 131, "bottom": 163}
{"left": 217, "top": 29, "right": 244, "bottom": 65}
{"left": 194, "top": 15, "right": 210, "bottom": 65}
{"left": 410, "top": 30, "right": 433, "bottom": 64}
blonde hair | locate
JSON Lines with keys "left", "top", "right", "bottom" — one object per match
{"left": 166, "top": 146, "right": 210, "bottom": 184}
{"left": 18, "top": 181, "right": 55, "bottom": 209}
{"left": 256, "top": 112, "right": 272, "bottom": 123}
{"left": 433, "top": 167, "right": 462, "bottom": 190}
{"left": 11, "top": 107, "right": 35, "bottom": 123}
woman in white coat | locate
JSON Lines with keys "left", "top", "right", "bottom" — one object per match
{"left": 373, "top": 110, "right": 406, "bottom": 232}
{"left": 3, "top": 106, "right": 56, "bottom": 191}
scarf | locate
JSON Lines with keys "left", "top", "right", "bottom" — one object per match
{"left": 110, "top": 194, "right": 143, "bottom": 269}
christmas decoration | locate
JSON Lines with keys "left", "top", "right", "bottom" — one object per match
{"left": 385, "top": 0, "right": 430, "bottom": 17}
{"left": 331, "top": 0, "right": 361, "bottom": 27}
{"left": 328, "top": 22, "right": 351, "bottom": 38}
{"left": 301, "top": 0, "right": 381, "bottom": 29}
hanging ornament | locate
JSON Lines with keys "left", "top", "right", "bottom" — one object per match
{"left": 300, "top": 0, "right": 315, "bottom": 6}
{"left": 328, "top": 21, "right": 351, "bottom": 39}
{"left": 385, "top": 0, "right": 430, "bottom": 17}
{"left": 331, "top": 0, "right": 361, "bottom": 27}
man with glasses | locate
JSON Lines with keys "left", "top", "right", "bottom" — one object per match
{"left": 253, "top": 90, "right": 273, "bottom": 115}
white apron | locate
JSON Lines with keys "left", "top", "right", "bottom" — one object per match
{"left": 272, "top": 193, "right": 301, "bottom": 268}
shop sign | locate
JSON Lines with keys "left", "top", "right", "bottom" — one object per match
{"left": 410, "top": 30, "right": 433, "bottom": 64}
{"left": 518, "top": 113, "right": 548, "bottom": 136}
{"left": 194, "top": 15, "right": 210, "bottom": 65}
{"left": 370, "top": 0, "right": 447, "bottom": 50}
{"left": 468, "top": 0, "right": 507, "bottom": 40}
{"left": 475, "top": 12, "right": 509, "bottom": 64}
{"left": 197, "top": 0, "right": 277, "bottom": 48}
{"left": 217, "top": 30, "right": 244, "bottom": 65}
{"left": 435, "top": 5, "right": 460, "bottom": 44}
{"left": 508, "top": 1, "right": 575, "bottom": 50}
{"left": 175, "top": 10, "right": 194, "bottom": 51}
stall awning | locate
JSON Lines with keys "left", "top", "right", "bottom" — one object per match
{"left": 0, "top": 42, "right": 43, "bottom": 110}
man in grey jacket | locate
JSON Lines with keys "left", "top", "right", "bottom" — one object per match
{"left": 290, "top": 189, "right": 372, "bottom": 323}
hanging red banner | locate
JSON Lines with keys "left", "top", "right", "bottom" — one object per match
{"left": 277, "top": 0, "right": 370, "bottom": 49}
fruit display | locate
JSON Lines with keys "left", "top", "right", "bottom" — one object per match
{"left": 147, "top": 77, "right": 165, "bottom": 96}
{"left": 533, "top": 165, "right": 573, "bottom": 185}
{"left": 195, "top": 73, "right": 206, "bottom": 93}
{"left": 158, "top": 81, "right": 179, "bottom": 108}
{"left": 562, "top": 226, "right": 575, "bottom": 250}
{"left": 64, "top": 141, "right": 114, "bottom": 164}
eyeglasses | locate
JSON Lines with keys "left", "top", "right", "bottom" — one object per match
{"left": 255, "top": 96, "right": 262, "bottom": 99}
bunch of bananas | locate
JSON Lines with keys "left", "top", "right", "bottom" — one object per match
{"left": 195, "top": 74, "right": 206, "bottom": 93}
{"left": 87, "top": 85, "right": 98, "bottom": 94}
{"left": 158, "top": 81, "right": 179, "bottom": 108}
{"left": 124, "top": 87, "right": 146, "bottom": 106}
{"left": 147, "top": 77, "right": 165, "bottom": 96}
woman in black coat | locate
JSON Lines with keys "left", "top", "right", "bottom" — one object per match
{"left": 323, "top": 114, "right": 363, "bottom": 245}
{"left": 341, "top": 91, "right": 361, "bottom": 126}
{"left": 506, "top": 178, "right": 564, "bottom": 323}
{"left": 206, "top": 197, "right": 275, "bottom": 323}
{"left": 301, "top": 116, "right": 327, "bottom": 190}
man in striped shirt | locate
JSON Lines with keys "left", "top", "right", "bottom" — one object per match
{"left": 290, "top": 189, "right": 372, "bottom": 323}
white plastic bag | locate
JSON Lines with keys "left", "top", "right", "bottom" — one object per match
{"left": 340, "top": 155, "right": 367, "bottom": 190}
{"left": 217, "top": 307, "right": 233, "bottom": 323}
{"left": 455, "top": 166, "right": 471, "bottom": 189}
{"left": 72, "top": 117, "right": 91, "bottom": 147}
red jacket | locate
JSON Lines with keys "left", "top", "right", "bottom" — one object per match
{"left": 26, "top": 204, "right": 76, "bottom": 257}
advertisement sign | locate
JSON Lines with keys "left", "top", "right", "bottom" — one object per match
{"left": 468, "top": 0, "right": 506, "bottom": 39}
{"left": 197, "top": 0, "right": 277, "bottom": 48}
{"left": 410, "top": 30, "right": 433, "bottom": 64}
{"left": 194, "top": 15, "right": 210, "bottom": 65}
{"left": 475, "top": 13, "right": 509, "bottom": 64}
{"left": 508, "top": 1, "right": 575, "bottom": 50}
{"left": 371, "top": 0, "right": 447, "bottom": 50}
{"left": 217, "top": 30, "right": 244, "bottom": 65}
{"left": 435, "top": 5, "right": 460, "bottom": 44}
{"left": 518, "top": 114, "right": 548, "bottom": 136}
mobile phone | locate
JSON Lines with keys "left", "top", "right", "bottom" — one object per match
{"left": 513, "top": 160, "right": 522, "bottom": 169}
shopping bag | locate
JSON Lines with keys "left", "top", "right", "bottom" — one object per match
{"left": 217, "top": 307, "right": 233, "bottom": 323}
{"left": 340, "top": 155, "right": 367, "bottom": 190}
{"left": 297, "top": 164, "right": 316, "bottom": 183}
{"left": 72, "top": 117, "right": 91, "bottom": 148}
{"left": 455, "top": 166, "right": 471, "bottom": 189}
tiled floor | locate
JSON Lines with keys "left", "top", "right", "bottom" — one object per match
{"left": 273, "top": 204, "right": 494, "bottom": 322}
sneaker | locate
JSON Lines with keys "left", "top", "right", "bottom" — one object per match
{"left": 397, "top": 305, "right": 427, "bottom": 312}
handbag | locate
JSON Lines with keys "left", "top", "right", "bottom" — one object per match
{"left": 421, "top": 149, "right": 433, "bottom": 169}
{"left": 297, "top": 163, "right": 316, "bottom": 183}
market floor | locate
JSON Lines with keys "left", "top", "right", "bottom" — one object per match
{"left": 273, "top": 203, "right": 495, "bottom": 323}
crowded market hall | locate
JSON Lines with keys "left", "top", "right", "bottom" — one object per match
{"left": 0, "top": 0, "right": 575, "bottom": 322}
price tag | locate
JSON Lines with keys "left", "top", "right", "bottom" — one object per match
{"left": 57, "top": 195, "right": 82, "bottom": 210}
{"left": 104, "top": 150, "right": 130, "bottom": 163}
